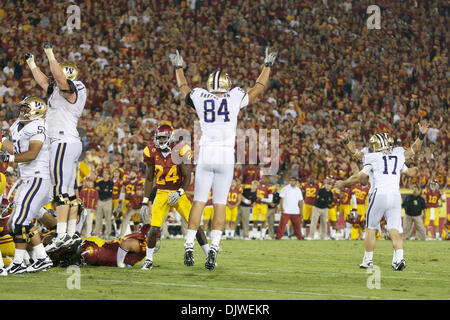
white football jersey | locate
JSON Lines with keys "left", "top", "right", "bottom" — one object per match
{"left": 47, "top": 80, "right": 86, "bottom": 143}
{"left": 188, "top": 87, "right": 249, "bottom": 148}
{"left": 361, "top": 147, "right": 405, "bottom": 193}
{"left": 10, "top": 118, "right": 50, "bottom": 179}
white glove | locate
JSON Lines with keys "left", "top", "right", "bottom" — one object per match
{"left": 140, "top": 204, "right": 149, "bottom": 222}
{"left": 169, "top": 50, "right": 184, "bottom": 69}
{"left": 168, "top": 188, "right": 184, "bottom": 205}
{"left": 264, "top": 47, "right": 277, "bottom": 67}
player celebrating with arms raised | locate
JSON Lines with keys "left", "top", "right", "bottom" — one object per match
{"left": 24, "top": 43, "right": 86, "bottom": 251}
{"left": 170, "top": 47, "right": 277, "bottom": 270}
{"left": 336, "top": 122, "right": 429, "bottom": 271}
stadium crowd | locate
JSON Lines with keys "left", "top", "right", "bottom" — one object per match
{"left": 0, "top": 0, "right": 448, "bottom": 239}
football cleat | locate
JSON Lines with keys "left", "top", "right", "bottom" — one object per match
{"left": 392, "top": 259, "right": 406, "bottom": 271}
{"left": 0, "top": 267, "right": 7, "bottom": 276}
{"left": 68, "top": 234, "right": 82, "bottom": 246}
{"left": 359, "top": 260, "right": 374, "bottom": 269}
{"left": 26, "top": 257, "right": 53, "bottom": 273}
{"left": 6, "top": 262, "right": 28, "bottom": 274}
{"left": 184, "top": 244, "right": 194, "bottom": 267}
{"left": 205, "top": 246, "right": 219, "bottom": 271}
{"left": 141, "top": 259, "right": 153, "bottom": 270}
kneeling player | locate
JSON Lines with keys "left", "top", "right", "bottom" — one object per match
{"left": 140, "top": 125, "right": 209, "bottom": 270}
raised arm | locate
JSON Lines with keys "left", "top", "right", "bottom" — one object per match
{"left": 24, "top": 52, "right": 50, "bottom": 93}
{"left": 170, "top": 50, "right": 192, "bottom": 97}
{"left": 340, "top": 130, "right": 363, "bottom": 161}
{"left": 43, "top": 43, "right": 77, "bottom": 103}
{"left": 247, "top": 47, "right": 277, "bottom": 105}
{"left": 404, "top": 121, "right": 429, "bottom": 160}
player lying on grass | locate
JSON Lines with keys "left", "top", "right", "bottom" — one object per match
{"left": 41, "top": 223, "right": 153, "bottom": 268}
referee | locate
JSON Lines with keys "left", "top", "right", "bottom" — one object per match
{"left": 402, "top": 184, "right": 427, "bottom": 240}
{"left": 94, "top": 170, "right": 114, "bottom": 238}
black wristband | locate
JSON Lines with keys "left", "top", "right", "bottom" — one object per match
{"left": 418, "top": 133, "right": 425, "bottom": 140}
{"left": 175, "top": 66, "right": 183, "bottom": 70}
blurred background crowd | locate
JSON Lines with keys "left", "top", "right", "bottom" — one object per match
{"left": 0, "top": 0, "right": 448, "bottom": 237}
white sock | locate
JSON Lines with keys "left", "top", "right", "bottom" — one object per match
{"left": 435, "top": 232, "right": 440, "bottom": 239}
{"left": 57, "top": 222, "right": 67, "bottom": 238}
{"left": 252, "top": 227, "right": 257, "bottom": 237}
{"left": 364, "top": 251, "right": 373, "bottom": 262}
{"left": 145, "top": 247, "right": 154, "bottom": 261}
{"left": 301, "top": 227, "right": 306, "bottom": 237}
{"left": 33, "top": 244, "right": 47, "bottom": 259}
{"left": 210, "top": 229, "right": 222, "bottom": 248}
{"left": 394, "top": 249, "right": 404, "bottom": 263}
{"left": 330, "top": 228, "right": 336, "bottom": 238}
{"left": 13, "top": 249, "right": 26, "bottom": 264}
{"left": 23, "top": 250, "right": 30, "bottom": 265}
{"left": 261, "top": 228, "right": 267, "bottom": 238}
{"left": 185, "top": 229, "right": 197, "bottom": 246}
{"left": 0, "top": 250, "right": 3, "bottom": 268}
{"left": 231, "top": 230, "right": 235, "bottom": 238}
{"left": 201, "top": 244, "right": 210, "bottom": 257}
{"left": 225, "top": 229, "right": 230, "bottom": 237}
{"left": 117, "top": 246, "right": 128, "bottom": 265}
{"left": 67, "top": 219, "right": 77, "bottom": 236}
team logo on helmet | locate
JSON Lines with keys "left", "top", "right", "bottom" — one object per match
{"left": 207, "top": 71, "right": 231, "bottom": 93}
{"left": 60, "top": 62, "right": 79, "bottom": 81}
{"left": 19, "top": 96, "right": 47, "bottom": 121}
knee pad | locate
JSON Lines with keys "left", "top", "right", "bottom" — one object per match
{"left": 12, "top": 224, "right": 38, "bottom": 243}
{"left": 55, "top": 193, "right": 70, "bottom": 207}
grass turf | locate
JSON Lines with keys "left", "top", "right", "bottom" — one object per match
{"left": 1, "top": 239, "right": 449, "bottom": 300}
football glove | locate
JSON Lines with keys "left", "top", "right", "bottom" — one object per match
{"left": 167, "top": 188, "right": 184, "bottom": 205}
{"left": 0, "top": 153, "right": 13, "bottom": 163}
{"left": 169, "top": 50, "right": 184, "bottom": 69}
{"left": 140, "top": 204, "right": 149, "bottom": 222}
{"left": 24, "top": 52, "right": 37, "bottom": 69}
{"left": 264, "top": 47, "right": 277, "bottom": 67}
{"left": 43, "top": 42, "right": 56, "bottom": 61}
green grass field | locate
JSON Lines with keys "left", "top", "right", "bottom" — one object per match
{"left": 1, "top": 239, "right": 449, "bottom": 300}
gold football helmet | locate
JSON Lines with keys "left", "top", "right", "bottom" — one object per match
{"left": 19, "top": 96, "right": 47, "bottom": 121}
{"left": 207, "top": 71, "right": 231, "bottom": 93}
{"left": 382, "top": 132, "right": 394, "bottom": 149}
{"left": 60, "top": 62, "right": 79, "bottom": 81}
{"left": 369, "top": 133, "right": 390, "bottom": 152}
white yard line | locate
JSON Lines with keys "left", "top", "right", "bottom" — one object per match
{"left": 96, "top": 278, "right": 387, "bottom": 300}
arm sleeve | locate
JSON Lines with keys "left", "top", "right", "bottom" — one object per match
{"left": 185, "top": 92, "right": 195, "bottom": 110}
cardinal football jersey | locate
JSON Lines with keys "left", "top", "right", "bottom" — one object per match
{"left": 46, "top": 80, "right": 86, "bottom": 143}
{"left": 187, "top": 87, "right": 248, "bottom": 148}
{"left": 10, "top": 118, "right": 50, "bottom": 179}
{"left": 361, "top": 147, "right": 405, "bottom": 193}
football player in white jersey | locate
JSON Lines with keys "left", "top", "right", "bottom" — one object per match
{"left": 169, "top": 48, "right": 277, "bottom": 270}
{"left": 24, "top": 43, "right": 86, "bottom": 251}
{"left": 336, "top": 122, "right": 429, "bottom": 271}
{"left": 0, "top": 97, "right": 53, "bottom": 274}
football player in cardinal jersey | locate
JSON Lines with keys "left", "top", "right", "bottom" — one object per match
{"left": 423, "top": 180, "right": 445, "bottom": 239}
{"left": 170, "top": 47, "right": 277, "bottom": 270}
{"left": 336, "top": 122, "right": 429, "bottom": 271}
{"left": 140, "top": 124, "right": 209, "bottom": 270}
{"left": 300, "top": 177, "right": 319, "bottom": 238}
{"left": 25, "top": 43, "right": 86, "bottom": 251}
